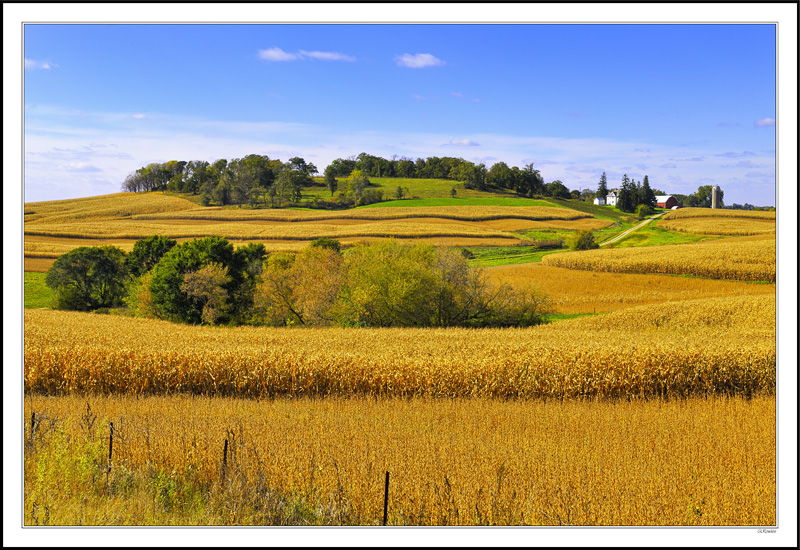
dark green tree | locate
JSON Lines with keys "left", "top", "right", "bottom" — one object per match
{"left": 616, "top": 174, "right": 637, "bottom": 213}
{"left": 597, "top": 172, "right": 609, "bottom": 201}
{"left": 324, "top": 167, "right": 338, "bottom": 196}
{"left": 126, "top": 235, "right": 177, "bottom": 277}
{"left": 309, "top": 237, "right": 342, "bottom": 254}
{"left": 545, "top": 180, "right": 571, "bottom": 199}
{"left": 46, "top": 246, "right": 129, "bottom": 311}
{"left": 639, "top": 175, "right": 656, "bottom": 207}
{"left": 149, "top": 237, "right": 252, "bottom": 324}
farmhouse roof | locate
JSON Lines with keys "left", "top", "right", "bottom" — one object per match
{"left": 655, "top": 195, "right": 674, "bottom": 202}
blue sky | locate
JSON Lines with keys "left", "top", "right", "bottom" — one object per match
{"left": 23, "top": 23, "right": 778, "bottom": 205}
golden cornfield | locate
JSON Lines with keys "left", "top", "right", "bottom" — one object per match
{"left": 657, "top": 217, "right": 775, "bottom": 236}
{"left": 24, "top": 292, "right": 775, "bottom": 400}
{"left": 23, "top": 192, "right": 200, "bottom": 224}
{"left": 486, "top": 263, "right": 776, "bottom": 314}
{"left": 661, "top": 207, "right": 775, "bottom": 220}
{"left": 541, "top": 235, "right": 775, "bottom": 282}
{"left": 132, "top": 204, "right": 591, "bottom": 223}
{"left": 23, "top": 393, "right": 776, "bottom": 525}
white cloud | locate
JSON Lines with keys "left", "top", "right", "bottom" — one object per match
{"left": 258, "top": 48, "right": 355, "bottom": 62}
{"left": 258, "top": 47, "right": 300, "bottom": 62}
{"left": 412, "top": 94, "right": 428, "bottom": 101}
{"left": 450, "top": 92, "right": 463, "bottom": 98}
{"left": 395, "top": 53, "right": 445, "bottom": 68}
{"left": 131, "top": 113, "right": 148, "bottom": 119}
{"left": 298, "top": 50, "right": 355, "bottom": 62}
{"left": 754, "top": 118, "right": 775, "bottom": 127}
{"left": 24, "top": 58, "right": 55, "bottom": 70}
{"left": 444, "top": 139, "right": 480, "bottom": 147}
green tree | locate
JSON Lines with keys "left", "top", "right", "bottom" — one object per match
{"left": 616, "top": 174, "right": 637, "bottom": 213}
{"left": 46, "top": 246, "right": 129, "bottom": 311}
{"left": 545, "top": 180, "right": 571, "bottom": 199}
{"left": 486, "top": 161, "right": 512, "bottom": 189}
{"left": 148, "top": 237, "right": 249, "bottom": 324}
{"left": 324, "top": 167, "right": 338, "bottom": 196}
{"left": 126, "top": 235, "right": 177, "bottom": 277}
{"left": 635, "top": 203, "right": 655, "bottom": 219}
{"left": 309, "top": 237, "right": 342, "bottom": 254}
{"left": 597, "top": 172, "right": 609, "bottom": 201}
{"left": 639, "top": 175, "right": 656, "bottom": 207}
{"left": 693, "top": 185, "right": 723, "bottom": 208}
{"left": 570, "top": 230, "right": 600, "bottom": 251}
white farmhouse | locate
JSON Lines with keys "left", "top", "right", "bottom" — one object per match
{"left": 594, "top": 189, "right": 619, "bottom": 206}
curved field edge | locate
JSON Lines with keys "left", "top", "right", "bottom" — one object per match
{"left": 25, "top": 294, "right": 775, "bottom": 400}
{"left": 541, "top": 236, "right": 775, "bottom": 282}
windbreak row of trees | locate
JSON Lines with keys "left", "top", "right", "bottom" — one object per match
{"left": 122, "top": 155, "right": 318, "bottom": 208}
{"left": 326, "top": 152, "right": 546, "bottom": 196}
{"left": 47, "top": 237, "right": 550, "bottom": 328}
{"left": 121, "top": 152, "right": 553, "bottom": 205}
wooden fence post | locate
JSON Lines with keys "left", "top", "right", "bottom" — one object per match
{"left": 106, "top": 422, "right": 114, "bottom": 490}
{"left": 383, "top": 471, "right": 390, "bottom": 526}
{"left": 221, "top": 439, "right": 229, "bottom": 483}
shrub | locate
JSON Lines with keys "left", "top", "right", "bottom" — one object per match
{"left": 571, "top": 230, "right": 599, "bottom": 251}
{"left": 636, "top": 204, "right": 655, "bottom": 220}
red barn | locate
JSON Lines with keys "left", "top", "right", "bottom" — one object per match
{"left": 655, "top": 195, "right": 679, "bottom": 209}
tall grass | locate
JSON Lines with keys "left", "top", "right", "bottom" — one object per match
{"left": 23, "top": 394, "right": 776, "bottom": 525}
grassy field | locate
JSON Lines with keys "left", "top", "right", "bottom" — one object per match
{"left": 360, "top": 197, "right": 554, "bottom": 208}
{"left": 602, "top": 218, "right": 711, "bottom": 248}
{"left": 24, "top": 272, "right": 52, "bottom": 309}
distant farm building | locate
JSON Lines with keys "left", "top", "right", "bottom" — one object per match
{"left": 598, "top": 190, "right": 619, "bottom": 206}
{"left": 711, "top": 185, "right": 721, "bottom": 209}
{"left": 655, "top": 195, "right": 679, "bottom": 209}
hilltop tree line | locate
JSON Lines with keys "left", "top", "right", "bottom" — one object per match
{"left": 46, "top": 236, "right": 550, "bottom": 328}
{"left": 121, "top": 152, "right": 558, "bottom": 207}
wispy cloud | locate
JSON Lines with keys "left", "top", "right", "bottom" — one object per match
{"left": 25, "top": 58, "right": 55, "bottom": 70}
{"left": 59, "top": 162, "right": 102, "bottom": 173}
{"left": 451, "top": 91, "right": 480, "bottom": 103}
{"left": 298, "top": 50, "right": 355, "bottom": 62}
{"left": 715, "top": 151, "right": 756, "bottom": 158}
{"left": 258, "top": 47, "right": 355, "bottom": 62}
{"left": 413, "top": 94, "right": 428, "bottom": 101}
{"left": 443, "top": 139, "right": 480, "bottom": 147}
{"left": 754, "top": 117, "right": 775, "bottom": 127}
{"left": 395, "top": 53, "right": 445, "bottom": 68}
{"left": 131, "top": 113, "right": 150, "bottom": 120}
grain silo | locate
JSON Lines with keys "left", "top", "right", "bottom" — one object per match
{"left": 711, "top": 185, "right": 721, "bottom": 209}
